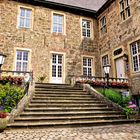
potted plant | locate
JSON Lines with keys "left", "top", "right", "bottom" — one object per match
{"left": 38, "top": 74, "right": 47, "bottom": 83}
{"left": 0, "top": 106, "right": 9, "bottom": 132}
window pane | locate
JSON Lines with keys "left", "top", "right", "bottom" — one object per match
{"left": 23, "top": 62, "right": 28, "bottom": 71}
{"left": 83, "top": 68, "right": 87, "bottom": 76}
{"left": 88, "top": 68, "right": 92, "bottom": 76}
{"left": 23, "top": 52, "right": 28, "bottom": 61}
{"left": 58, "top": 66, "right": 62, "bottom": 77}
{"left": 17, "top": 51, "right": 22, "bottom": 60}
{"left": 82, "top": 29, "right": 86, "bottom": 37}
{"left": 26, "top": 9, "right": 31, "bottom": 18}
{"left": 58, "top": 55, "right": 62, "bottom": 64}
{"left": 19, "top": 18, "right": 25, "bottom": 27}
{"left": 88, "top": 59, "right": 91, "bottom": 66}
{"left": 16, "top": 62, "right": 21, "bottom": 71}
{"left": 52, "top": 65, "right": 56, "bottom": 77}
{"left": 87, "top": 21, "right": 90, "bottom": 28}
{"left": 87, "top": 30, "right": 91, "bottom": 37}
{"left": 133, "top": 56, "right": 139, "bottom": 71}
{"left": 52, "top": 55, "right": 56, "bottom": 64}
{"left": 25, "top": 19, "right": 31, "bottom": 28}
{"left": 20, "top": 8, "right": 25, "bottom": 17}
{"left": 132, "top": 43, "right": 137, "bottom": 55}
{"left": 83, "top": 58, "right": 87, "bottom": 66}
{"left": 58, "top": 24, "right": 63, "bottom": 33}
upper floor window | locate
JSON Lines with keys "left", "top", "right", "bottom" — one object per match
{"left": 18, "top": 7, "right": 32, "bottom": 28}
{"left": 102, "top": 55, "right": 109, "bottom": 66}
{"left": 83, "top": 57, "right": 92, "bottom": 76}
{"left": 82, "top": 19, "right": 91, "bottom": 38}
{"left": 131, "top": 40, "right": 140, "bottom": 72}
{"left": 100, "top": 16, "right": 107, "bottom": 34}
{"left": 16, "top": 50, "right": 29, "bottom": 71}
{"left": 120, "top": 0, "right": 131, "bottom": 21}
{"left": 53, "top": 13, "right": 64, "bottom": 33}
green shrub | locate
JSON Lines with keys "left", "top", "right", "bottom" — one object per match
{"left": 0, "top": 83, "right": 24, "bottom": 113}
{"left": 97, "top": 88, "right": 131, "bottom": 107}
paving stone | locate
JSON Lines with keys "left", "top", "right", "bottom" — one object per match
{"left": 1, "top": 124, "right": 140, "bottom": 140}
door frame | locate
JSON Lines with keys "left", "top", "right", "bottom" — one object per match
{"left": 115, "top": 57, "right": 126, "bottom": 78}
{"left": 49, "top": 51, "right": 66, "bottom": 84}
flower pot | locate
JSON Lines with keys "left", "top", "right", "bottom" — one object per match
{"left": 0, "top": 117, "right": 9, "bottom": 132}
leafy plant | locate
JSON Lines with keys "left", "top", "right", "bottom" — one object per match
{"left": 38, "top": 74, "right": 47, "bottom": 83}
{"left": 0, "top": 83, "right": 24, "bottom": 113}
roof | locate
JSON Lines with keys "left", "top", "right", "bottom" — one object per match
{"left": 44, "top": 0, "right": 108, "bottom": 11}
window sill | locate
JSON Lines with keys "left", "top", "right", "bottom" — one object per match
{"left": 82, "top": 36, "right": 93, "bottom": 41}
{"left": 51, "top": 32, "right": 66, "bottom": 36}
{"left": 17, "top": 27, "right": 32, "bottom": 31}
{"left": 120, "top": 15, "right": 132, "bottom": 25}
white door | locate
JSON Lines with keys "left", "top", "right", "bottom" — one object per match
{"left": 51, "top": 54, "right": 63, "bottom": 83}
{"left": 115, "top": 58, "right": 125, "bottom": 78}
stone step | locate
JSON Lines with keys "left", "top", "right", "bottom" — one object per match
{"left": 33, "top": 96, "right": 95, "bottom": 100}
{"left": 34, "top": 91, "right": 87, "bottom": 94}
{"left": 14, "top": 115, "right": 126, "bottom": 122}
{"left": 30, "top": 100, "right": 102, "bottom": 104}
{"left": 35, "top": 83, "right": 70, "bottom": 86}
{"left": 34, "top": 94, "right": 92, "bottom": 98}
{"left": 35, "top": 89, "right": 84, "bottom": 93}
{"left": 24, "top": 107, "right": 115, "bottom": 112}
{"left": 8, "top": 119, "right": 138, "bottom": 128}
{"left": 20, "top": 111, "right": 122, "bottom": 117}
{"left": 35, "top": 86, "right": 82, "bottom": 90}
{"left": 28, "top": 103, "right": 108, "bottom": 108}
{"left": 35, "top": 83, "right": 81, "bottom": 88}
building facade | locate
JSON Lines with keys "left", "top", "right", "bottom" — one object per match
{"left": 0, "top": 0, "right": 140, "bottom": 98}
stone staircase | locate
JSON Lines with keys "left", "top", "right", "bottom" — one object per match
{"left": 8, "top": 83, "right": 132, "bottom": 128}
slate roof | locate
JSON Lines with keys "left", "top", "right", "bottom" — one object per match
{"left": 44, "top": 0, "right": 108, "bottom": 11}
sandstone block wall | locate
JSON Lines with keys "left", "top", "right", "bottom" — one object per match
{"left": 0, "top": 0, "right": 100, "bottom": 83}
{"left": 97, "top": 0, "right": 140, "bottom": 95}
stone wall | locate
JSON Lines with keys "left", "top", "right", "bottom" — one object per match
{"left": 0, "top": 0, "right": 99, "bottom": 83}
{"left": 97, "top": 0, "right": 140, "bottom": 95}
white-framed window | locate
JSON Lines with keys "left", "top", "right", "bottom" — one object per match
{"left": 18, "top": 7, "right": 32, "bottom": 28}
{"left": 16, "top": 50, "right": 29, "bottom": 71}
{"left": 100, "top": 16, "right": 107, "bottom": 34}
{"left": 53, "top": 13, "right": 64, "bottom": 33}
{"left": 120, "top": 0, "right": 131, "bottom": 21}
{"left": 102, "top": 55, "right": 109, "bottom": 66}
{"left": 83, "top": 58, "right": 92, "bottom": 76}
{"left": 131, "top": 40, "right": 140, "bottom": 72}
{"left": 102, "top": 55, "right": 109, "bottom": 76}
{"left": 82, "top": 19, "right": 91, "bottom": 38}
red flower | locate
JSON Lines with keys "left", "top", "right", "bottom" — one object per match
{"left": 0, "top": 112, "right": 8, "bottom": 118}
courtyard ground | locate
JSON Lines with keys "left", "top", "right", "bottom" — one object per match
{"left": 0, "top": 124, "right": 140, "bottom": 140}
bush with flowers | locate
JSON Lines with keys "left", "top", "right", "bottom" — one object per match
{"left": 0, "top": 76, "right": 24, "bottom": 86}
{"left": 124, "top": 101, "right": 138, "bottom": 119}
{"left": 76, "top": 79, "right": 129, "bottom": 88}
